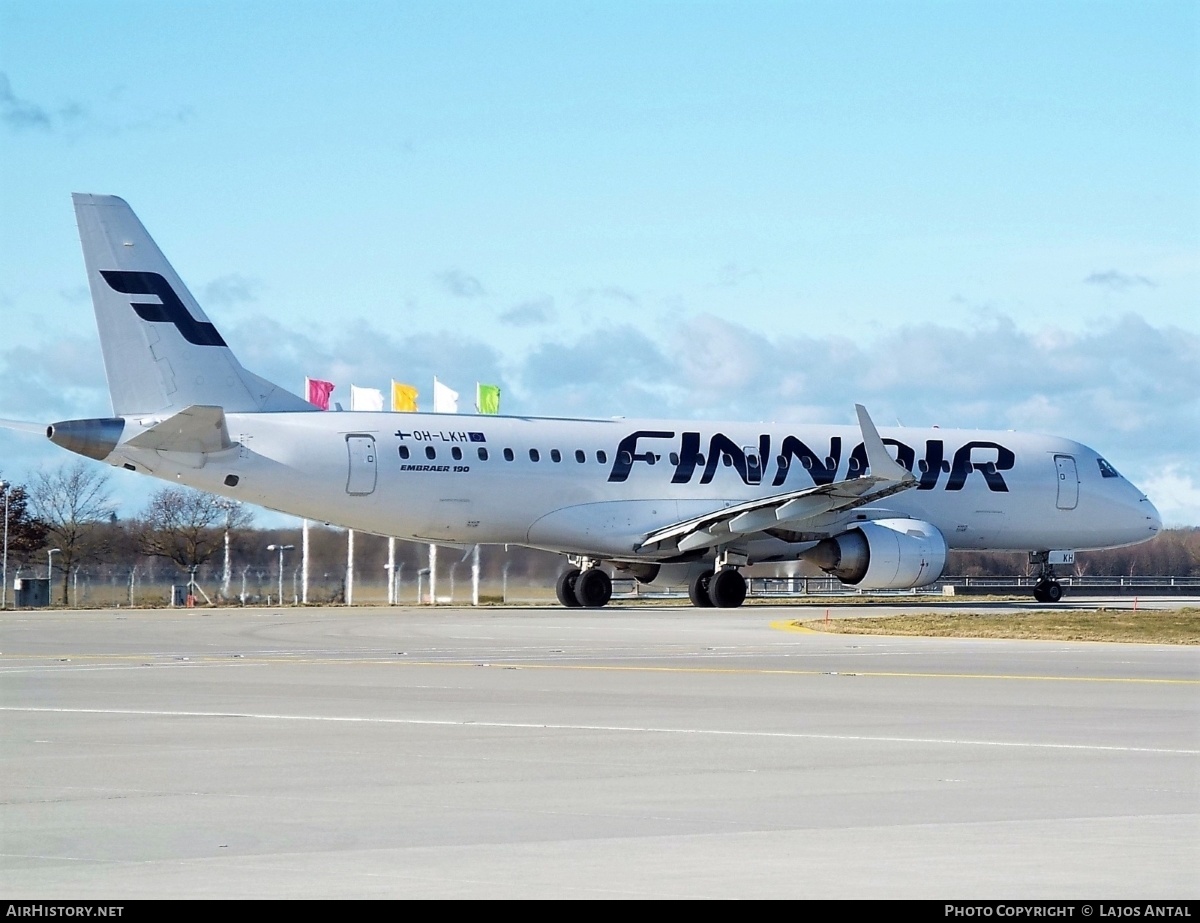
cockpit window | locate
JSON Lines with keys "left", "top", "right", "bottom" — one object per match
{"left": 1097, "top": 458, "right": 1121, "bottom": 479}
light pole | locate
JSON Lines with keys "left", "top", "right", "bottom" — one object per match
{"left": 267, "top": 544, "right": 294, "bottom": 606}
{"left": 213, "top": 499, "right": 240, "bottom": 600}
{"left": 0, "top": 480, "right": 9, "bottom": 610}
{"left": 47, "top": 548, "right": 61, "bottom": 606}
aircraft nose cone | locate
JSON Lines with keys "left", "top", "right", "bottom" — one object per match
{"left": 1142, "top": 496, "right": 1162, "bottom": 535}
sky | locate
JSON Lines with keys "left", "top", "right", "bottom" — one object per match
{"left": 1, "top": 0, "right": 1198, "bottom": 527}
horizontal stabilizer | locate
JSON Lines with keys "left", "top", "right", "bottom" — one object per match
{"left": 0, "top": 418, "right": 47, "bottom": 435}
{"left": 125, "top": 405, "right": 232, "bottom": 454}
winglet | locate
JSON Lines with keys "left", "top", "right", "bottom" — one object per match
{"left": 855, "top": 404, "right": 914, "bottom": 483}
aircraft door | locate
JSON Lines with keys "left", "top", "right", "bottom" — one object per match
{"left": 346, "top": 434, "right": 378, "bottom": 495}
{"left": 1054, "top": 454, "right": 1078, "bottom": 510}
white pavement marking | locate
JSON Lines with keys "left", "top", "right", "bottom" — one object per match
{"left": 3, "top": 706, "right": 1195, "bottom": 755}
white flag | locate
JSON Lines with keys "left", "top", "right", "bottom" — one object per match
{"left": 433, "top": 377, "right": 459, "bottom": 413}
{"left": 350, "top": 385, "right": 384, "bottom": 411}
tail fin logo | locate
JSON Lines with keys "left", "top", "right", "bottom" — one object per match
{"left": 99, "top": 270, "right": 228, "bottom": 347}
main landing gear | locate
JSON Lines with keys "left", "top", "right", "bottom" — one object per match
{"left": 687, "top": 568, "right": 748, "bottom": 608}
{"left": 555, "top": 559, "right": 612, "bottom": 609}
{"left": 1028, "top": 551, "right": 1065, "bottom": 604}
{"left": 554, "top": 555, "right": 750, "bottom": 609}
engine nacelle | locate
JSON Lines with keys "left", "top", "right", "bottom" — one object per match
{"left": 805, "top": 519, "right": 947, "bottom": 589}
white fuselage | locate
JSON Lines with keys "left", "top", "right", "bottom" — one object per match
{"left": 109, "top": 411, "right": 1161, "bottom": 561}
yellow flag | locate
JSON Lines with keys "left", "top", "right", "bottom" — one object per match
{"left": 391, "top": 381, "right": 418, "bottom": 412}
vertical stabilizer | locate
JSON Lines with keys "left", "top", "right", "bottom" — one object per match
{"left": 72, "top": 194, "right": 313, "bottom": 416}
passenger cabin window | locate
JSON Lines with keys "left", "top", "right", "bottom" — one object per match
{"left": 1097, "top": 458, "right": 1121, "bottom": 479}
{"left": 398, "top": 446, "right": 410, "bottom": 459}
{"left": 425, "top": 446, "right": 436, "bottom": 460}
{"left": 550, "top": 449, "right": 561, "bottom": 463}
{"left": 451, "top": 446, "right": 462, "bottom": 461}
{"left": 503, "top": 448, "right": 514, "bottom": 462}
{"left": 575, "top": 450, "right": 585, "bottom": 463}
{"left": 529, "top": 449, "right": 540, "bottom": 462}
{"left": 669, "top": 452, "right": 679, "bottom": 466}
{"left": 478, "top": 447, "right": 489, "bottom": 461}
{"left": 597, "top": 450, "right": 608, "bottom": 464}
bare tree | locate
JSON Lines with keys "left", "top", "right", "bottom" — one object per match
{"left": 136, "top": 487, "right": 254, "bottom": 596}
{"left": 29, "top": 461, "right": 115, "bottom": 605}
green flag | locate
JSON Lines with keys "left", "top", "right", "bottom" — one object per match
{"left": 476, "top": 383, "right": 500, "bottom": 415}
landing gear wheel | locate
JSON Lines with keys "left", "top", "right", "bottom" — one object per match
{"left": 575, "top": 568, "right": 612, "bottom": 608}
{"left": 688, "top": 570, "right": 715, "bottom": 607}
{"left": 1033, "top": 580, "right": 1063, "bottom": 604}
{"left": 555, "top": 568, "right": 582, "bottom": 608}
{"left": 708, "top": 568, "right": 747, "bottom": 609}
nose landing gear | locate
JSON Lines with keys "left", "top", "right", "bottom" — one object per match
{"left": 1032, "top": 580, "right": 1063, "bottom": 603}
{"left": 1029, "top": 551, "right": 1068, "bottom": 604}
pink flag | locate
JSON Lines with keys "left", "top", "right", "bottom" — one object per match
{"left": 305, "top": 377, "right": 335, "bottom": 410}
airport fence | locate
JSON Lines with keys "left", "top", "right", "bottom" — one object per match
{"left": 3, "top": 563, "right": 1199, "bottom": 609}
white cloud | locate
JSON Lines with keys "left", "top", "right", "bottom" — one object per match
{"left": 499, "top": 297, "right": 554, "bottom": 327}
{"left": 436, "top": 269, "right": 486, "bottom": 299}
{"left": 1140, "top": 465, "right": 1200, "bottom": 528}
{"left": 1084, "top": 270, "right": 1156, "bottom": 291}
{"left": 202, "top": 274, "right": 261, "bottom": 306}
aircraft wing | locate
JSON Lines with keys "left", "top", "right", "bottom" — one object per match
{"left": 637, "top": 405, "right": 917, "bottom": 554}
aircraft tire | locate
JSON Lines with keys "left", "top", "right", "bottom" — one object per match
{"left": 575, "top": 568, "right": 612, "bottom": 608}
{"left": 1033, "top": 580, "right": 1063, "bottom": 604}
{"left": 555, "top": 568, "right": 582, "bottom": 608}
{"left": 708, "top": 568, "right": 747, "bottom": 609}
{"left": 688, "top": 570, "right": 715, "bottom": 607}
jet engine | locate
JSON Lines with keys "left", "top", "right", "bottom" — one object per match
{"left": 804, "top": 518, "right": 947, "bottom": 589}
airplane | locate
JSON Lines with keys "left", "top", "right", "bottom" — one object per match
{"left": 8, "top": 194, "right": 1163, "bottom": 607}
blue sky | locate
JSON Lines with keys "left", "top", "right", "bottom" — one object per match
{"left": 2, "top": 1, "right": 1198, "bottom": 526}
